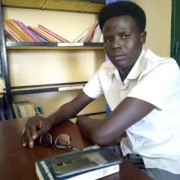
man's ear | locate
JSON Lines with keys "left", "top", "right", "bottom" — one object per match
{"left": 140, "top": 31, "right": 147, "bottom": 44}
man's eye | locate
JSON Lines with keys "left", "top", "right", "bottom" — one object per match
{"left": 121, "top": 34, "right": 130, "bottom": 39}
{"left": 104, "top": 37, "right": 111, "bottom": 43}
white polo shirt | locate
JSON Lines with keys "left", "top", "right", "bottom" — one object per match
{"left": 83, "top": 49, "right": 180, "bottom": 174}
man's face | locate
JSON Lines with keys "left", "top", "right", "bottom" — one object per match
{"left": 103, "top": 15, "right": 146, "bottom": 69}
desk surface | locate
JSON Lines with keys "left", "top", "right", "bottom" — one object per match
{"left": 0, "top": 119, "right": 151, "bottom": 180}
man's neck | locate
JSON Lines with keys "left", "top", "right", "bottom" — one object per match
{"left": 118, "top": 62, "right": 135, "bottom": 81}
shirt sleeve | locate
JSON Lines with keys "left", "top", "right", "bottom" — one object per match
{"left": 83, "top": 69, "right": 104, "bottom": 99}
{"left": 127, "top": 61, "right": 180, "bottom": 110}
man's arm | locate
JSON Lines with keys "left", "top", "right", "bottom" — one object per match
{"left": 22, "top": 91, "right": 94, "bottom": 148}
{"left": 77, "top": 97, "right": 155, "bottom": 146}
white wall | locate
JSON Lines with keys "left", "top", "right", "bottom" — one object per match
{"left": 133, "top": 0, "right": 171, "bottom": 56}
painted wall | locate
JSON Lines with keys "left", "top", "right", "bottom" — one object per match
{"left": 133, "top": 0, "right": 171, "bottom": 56}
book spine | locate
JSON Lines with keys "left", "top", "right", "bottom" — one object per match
{"left": 91, "top": 24, "right": 102, "bottom": 42}
{"left": 28, "top": 26, "right": 48, "bottom": 42}
{"left": 25, "top": 103, "right": 36, "bottom": 117}
{"left": 12, "top": 103, "right": 21, "bottom": 118}
{"left": 72, "top": 26, "right": 91, "bottom": 43}
{"left": 15, "top": 20, "right": 41, "bottom": 42}
{"left": 84, "top": 21, "right": 98, "bottom": 43}
{"left": 4, "top": 23, "right": 25, "bottom": 42}
{"left": 38, "top": 24, "right": 69, "bottom": 42}
{"left": 4, "top": 29, "right": 20, "bottom": 42}
{"left": 5, "top": 19, "right": 33, "bottom": 42}
{"left": 12, "top": 19, "right": 37, "bottom": 42}
{"left": 28, "top": 26, "right": 59, "bottom": 42}
{"left": 17, "top": 103, "right": 28, "bottom": 117}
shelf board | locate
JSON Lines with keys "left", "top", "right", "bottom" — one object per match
{"left": 6, "top": 82, "right": 87, "bottom": 95}
{"left": 6, "top": 42, "right": 104, "bottom": 50}
{"left": 2, "top": 0, "right": 105, "bottom": 13}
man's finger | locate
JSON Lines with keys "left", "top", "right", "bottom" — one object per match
{"left": 28, "top": 120, "right": 41, "bottom": 140}
{"left": 22, "top": 127, "right": 35, "bottom": 148}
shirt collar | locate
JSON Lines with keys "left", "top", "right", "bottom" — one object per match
{"left": 111, "top": 49, "right": 146, "bottom": 80}
{"left": 126, "top": 49, "right": 146, "bottom": 80}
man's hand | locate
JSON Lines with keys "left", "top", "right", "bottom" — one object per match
{"left": 22, "top": 116, "right": 53, "bottom": 148}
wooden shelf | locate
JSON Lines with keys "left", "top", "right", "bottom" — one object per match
{"left": 2, "top": 0, "right": 105, "bottom": 13}
{"left": 6, "top": 81, "right": 87, "bottom": 95}
{"left": 6, "top": 42, "right": 104, "bottom": 50}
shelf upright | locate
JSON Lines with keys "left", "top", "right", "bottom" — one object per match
{"left": 0, "top": 0, "right": 14, "bottom": 119}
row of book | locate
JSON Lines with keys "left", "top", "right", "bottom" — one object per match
{"left": 4, "top": 19, "right": 103, "bottom": 43}
{"left": 13, "top": 101, "right": 43, "bottom": 118}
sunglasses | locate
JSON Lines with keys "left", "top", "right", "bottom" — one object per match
{"left": 37, "top": 133, "right": 78, "bottom": 151}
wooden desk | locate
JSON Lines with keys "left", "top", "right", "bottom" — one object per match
{"left": 0, "top": 119, "right": 151, "bottom": 180}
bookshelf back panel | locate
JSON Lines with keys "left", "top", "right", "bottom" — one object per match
{"left": 8, "top": 50, "right": 104, "bottom": 86}
{"left": 13, "top": 91, "right": 106, "bottom": 116}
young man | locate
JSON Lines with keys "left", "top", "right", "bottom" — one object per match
{"left": 22, "top": 2, "right": 180, "bottom": 179}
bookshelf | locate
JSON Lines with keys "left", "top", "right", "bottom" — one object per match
{"left": 0, "top": 0, "right": 106, "bottom": 119}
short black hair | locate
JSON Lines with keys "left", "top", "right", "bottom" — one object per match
{"left": 98, "top": 1, "right": 146, "bottom": 33}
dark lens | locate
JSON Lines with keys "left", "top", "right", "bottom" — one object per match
{"left": 38, "top": 133, "right": 52, "bottom": 146}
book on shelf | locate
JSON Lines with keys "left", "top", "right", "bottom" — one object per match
{"left": 4, "top": 23, "right": 25, "bottom": 42}
{"left": 84, "top": 21, "right": 98, "bottom": 43}
{"left": 4, "top": 29, "right": 19, "bottom": 42}
{"left": 73, "top": 22, "right": 102, "bottom": 43}
{"left": 4, "top": 18, "right": 103, "bottom": 44}
{"left": 91, "top": 24, "right": 103, "bottom": 43}
{"left": 35, "top": 145, "right": 122, "bottom": 180}
{"left": 27, "top": 26, "right": 48, "bottom": 42}
{"left": 38, "top": 24, "right": 69, "bottom": 43}
{"left": 28, "top": 26, "right": 62, "bottom": 42}
{"left": 72, "top": 26, "right": 91, "bottom": 43}
{"left": 4, "top": 19, "right": 33, "bottom": 42}
{"left": 4, "top": 19, "right": 69, "bottom": 43}
{"left": 13, "top": 101, "right": 37, "bottom": 118}
{"left": 12, "top": 103, "right": 20, "bottom": 118}
{"left": 13, "top": 19, "right": 41, "bottom": 42}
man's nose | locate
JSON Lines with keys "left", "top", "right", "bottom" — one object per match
{"left": 112, "top": 37, "right": 122, "bottom": 50}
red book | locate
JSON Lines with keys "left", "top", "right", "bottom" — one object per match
{"left": 28, "top": 26, "right": 48, "bottom": 42}
{"left": 28, "top": 26, "right": 60, "bottom": 42}
{"left": 13, "top": 20, "right": 41, "bottom": 42}
{"left": 84, "top": 21, "right": 98, "bottom": 43}
{"left": 38, "top": 24, "right": 69, "bottom": 43}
